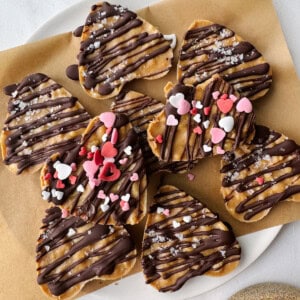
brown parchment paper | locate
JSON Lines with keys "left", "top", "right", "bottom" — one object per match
{"left": 0, "top": 0, "right": 300, "bottom": 299}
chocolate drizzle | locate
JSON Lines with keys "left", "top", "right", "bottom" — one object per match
{"left": 36, "top": 207, "right": 136, "bottom": 297}
{"left": 178, "top": 21, "right": 272, "bottom": 100}
{"left": 221, "top": 125, "right": 300, "bottom": 221}
{"left": 78, "top": 2, "right": 173, "bottom": 98}
{"left": 42, "top": 114, "right": 147, "bottom": 225}
{"left": 142, "top": 185, "right": 240, "bottom": 292}
{"left": 1, "top": 73, "right": 90, "bottom": 174}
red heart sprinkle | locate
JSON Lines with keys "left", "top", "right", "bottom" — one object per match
{"left": 193, "top": 126, "right": 202, "bottom": 135}
{"left": 101, "top": 142, "right": 118, "bottom": 158}
{"left": 56, "top": 180, "right": 65, "bottom": 189}
{"left": 190, "top": 107, "right": 198, "bottom": 115}
{"left": 94, "top": 149, "right": 103, "bottom": 166}
{"left": 204, "top": 107, "right": 211, "bottom": 115}
{"left": 98, "top": 162, "right": 121, "bottom": 182}
{"left": 220, "top": 93, "right": 228, "bottom": 99}
{"left": 155, "top": 134, "right": 163, "bottom": 144}
{"left": 44, "top": 173, "right": 52, "bottom": 180}
{"left": 256, "top": 177, "right": 264, "bottom": 185}
{"left": 87, "top": 152, "right": 94, "bottom": 159}
{"left": 79, "top": 146, "right": 87, "bottom": 156}
{"left": 69, "top": 175, "right": 77, "bottom": 185}
{"left": 217, "top": 98, "right": 233, "bottom": 114}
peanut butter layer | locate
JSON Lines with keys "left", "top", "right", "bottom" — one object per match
{"left": 40, "top": 113, "right": 147, "bottom": 225}
{"left": 178, "top": 20, "right": 272, "bottom": 101}
{"left": 1, "top": 73, "right": 90, "bottom": 174}
{"left": 36, "top": 207, "right": 137, "bottom": 299}
{"left": 221, "top": 125, "right": 300, "bottom": 222}
{"left": 142, "top": 185, "right": 241, "bottom": 292}
{"left": 78, "top": 2, "right": 174, "bottom": 100}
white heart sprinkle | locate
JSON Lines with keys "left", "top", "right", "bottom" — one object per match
{"left": 121, "top": 193, "right": 130, "bottom": 202}
{"left": 183, "top": 216, "right": 192, "bottom": 223}
{"left": 124, "top": 146, "right": 132, "bottom": 156}
{"left": 102, "top": 133, "right": 108, "bottom": 142}
{"left": 100, "top": 203, "right": 110, "bottom": 212}
{"left": 157, "top": 207, "right": 164, "bottom": 214}
{"left": 44, "top": 245, "right": 50, "bottom": 252}
{"left": 193, "top": 114, "right": 201, "bottom": 123}
{"left": 195, "top": 102, "right": 203, "bottom": 109}
{"left": 54, "top": 162, "right": 72, "bottom": 180}
{"left": 51, "top": 189, "right": 57, "bottom": 198}
{"left": 203, "top": 145, "right": 212, "bottom": 153}
{"left": 77, "top": 184, "right": 85, "bottom": 193}
{"left": 56, "top": 191, "right": 64, "bottom": 201}
{"left": 203, "top": 120, "right": 210, "bottom": 129}
{"left": 104, "top": 196, "right": 110, "bottom": 205}
{"left": 91, "top": 145, "right": 99, "bottom": 153}
{"left": 67, "top": 228, "right": 76, "bottom": 237}
{"left": 218, "top": 116, "right": 234, "bottom": 133}
{"left": 41, "top": 191, "right": 50, "bottom": 201}
{"left": 172, "top": 220, "right": 181, "bottom": 228}
{"left": 94, "top": 41, "right": 101, "bottom": 49}
{"left": 164, "top": 34, "right": 177, "bottom": 49}
{"left": 168, "top": 93, "right": 184, "bottom": 108}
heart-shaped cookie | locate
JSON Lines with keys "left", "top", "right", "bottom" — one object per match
{"left": 111, "top": 90, "right": 198, "bottom": 174}
{"left": 78, "top": 2, "right": 174, "bottom": 100}
{"left": 40, "top": 112, "right": 147, "bottom": 225}
{"left": 141, "top": 185, "right": 241, "bottom": 292}
{"left": 36, "top": 207, "right": 137, "bottom": 299}
{"left": 177, "top": 20, "right": 272, "bottom": 101}
{"left": 147, "top": 75, "right": 255, "bottom": 162}
{"left": 0, "top": 73, "right": 91, "bottom": 174}
{"left": 220, "top": 125, "right": 300, "bottom": 222}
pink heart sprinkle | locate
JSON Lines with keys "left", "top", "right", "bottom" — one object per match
{"left": 166, "top": 114, "right": 178, "bottom": 126}
{"left": 61, "top": 208, "right": 69, "bottom": 219}
{"left": 99, "top": 112, "right": 116, "bottom": 128}
{"left": 236, "top": 97, "right": 253, "bottom": 113}
{"left": 111, "top": 128, "right": 118, "bottom": 145}
{"left": 120, "top": 200, "right": 130, "bottom": 211}
{"left": 177, "top": 99, "right": 191, "bottom": 115}
{"left": 163, "top": 209, "right": 170, "bottom": 216}
{"left": 97, "top": 190, "right": 106, "bottom": 199}
{"left": 212, "top": 91, "right": 220, "bottom": 100}
{"left": 229, "top": 94, "right": 238, "bottom": 102}
{"left": 83, "top": 160, "right": 99, "bottom": 178}
{"left": 69, "top": 175, "right": 77, "bottom": 185}
{"left": 71, "top": 163, "right": 77, "bottom": 171}
{"left": 210, "top": 127, "right": 226, "bottom": 144}
{"left": 204, "top": 107, "right": 211, "bottom": 115}
{"left": 256, "top": 177, "right": 264, "bottom": 185}
{"left": 109, "top": 193, "right": 119, "bottom": 202}
{"left": 119, "top": 158, "right": 128, "bottom": 165}
{"left": 130, "top": 172, "right": 139, "bottom": 182}
{"left": 187, "top": 173, "right": 195, "bottom": 181}
{"left": 89, "top": 178, "right": 101, "bottom": 189}
{"left": 216, "top": 146, "right": 225, "bottom": 154}
{"left": 193, "top": 126, "right": 202, "bottom": 135}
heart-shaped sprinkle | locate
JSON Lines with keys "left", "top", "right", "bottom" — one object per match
{"left": 91, "top": 145, "right": 98, "bottom": 153}
{"left": 172, "top": 220, "right": 180, "bottom": 228}
{"left": 41, "top": 190, "right": 50, "bottom": 201}
{"left": 183, "top": 215, "right": 192, "bottom": 223}
{"left": 203, "top": 144, "right": 212, "bottom": 153}
{"left": 203, "top": 120, "right": 210, "bottom": 129}
{"left": 193, "top": 114, "right": 201, "bottom": 123}
{"left": 130, "top": 172, "right": 139, "bottom": 182}
{"left": 168, "top": 93, "right": 184, "bottom": 108}
{"left": 120, "top": 200, "right": 130, "bottom": 211}
{"left": 79, "top": 146, "right": 87, "bottom": 156}
{"left": 43, "top": 173, "right": 52, "bottom": 181}
{"left": 76, "top": 184, "right": 85, "bottom": 193}
{"left": 163, "top": 209, "right": 170, "bottom": 216}
{"left": 54, "top": 162, "right": 72, "bottom": 180}
{"left": 229, "top": 94, "right": 238, "bottom": 102}
{"left": 69, "top": 175, "right": 77, "bottom": 185}
{"left": 204, "top": 107, "right": 211, "bottom": 115}
{"left": 187, "top": 173, "right": 195, "bottom": 181}
{"left": 255, "top": 177, "right": 264, "bottom": 185}
{"left": 109, "top": 193, "right": 119, "bottom": 202}
{"left": 119, "top": 157, "right": 128, "bottom": 165}
{"left": 217, "top": 98, "right": 233, "bottom": 114}
{"left": 111, "top": 128, "right": 118, "bottom": 145}
{"left": 83, "top": 160, "right": 98, "bottom": 178}
{"left": 89, "top": 178, "right": 101, "bottom": 189}
{"left": 218, "top": 116, "right": 235, "bottom": 132}
{"left": 121, "top": 193, "right": 130, "bottom": 202}
{"left": 99, "top": 112, "right": 116, "bottom": 128}
{"left": 155, "top": 134, "right": 163, "bottom": 144}
{"left": 190, "top": 107, "right": 198, "bottom": 115}
{"left": 67, "top": 228, "right": 76, "bottom": 237}
{"left": 157, "top": 207, "right": 164, "bottom": 214}
{"left": 210, "top": 127, "right": 226, "bottom": 144}
{"left": 193, "top": 126, "right": 202, "bottom": 135}
{"left": 124, "top": 145, "right": 132, "bottom": 156}
{"left": 212, "top": 91, "right": 220, "bottom": 100}
{"left": 53, "top": 171, "right": 58, "bottom": 179}
{"left": 166, "top": 114, "right": 179, "bottom": 126}
{"left": 56, "top": 191, "right": 64, "bottom": 201}
{"left": 236, "top": 97, "right": 253, "bottom": 113}
{"left": 51, "top": 189, "right": 57, "bottom": 198}
{"left": 177, "top": 99, "right": 191, "bottom": 115}
{"left": 216, "top": 146, "right": 225, "bottom": 154}
{"left": 101, "top": 142, "right": 118, "bottom": 158}
{"left": 56, "top": 180, "right": 65, "bottom": 189}
{"left": 61, "top": 208, "right": 69, "bottom": 218}
{"left": 98, "top": 162, "right": 121, "bottom": 182}
{"left": 100, "top": 203, "right": 110, "bottom": 212}
{"left": 192, "top": 100, "right": 203, "bottom": 109}
{"left": 97, "top": 190, "right": 106, "bottom": 199}
{"left": 102, "top": 133, "right": 108, "bottom": 142}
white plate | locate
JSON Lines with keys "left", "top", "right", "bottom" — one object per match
{"left": 27, "top": 1, "right": 282, "bottom": 299}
